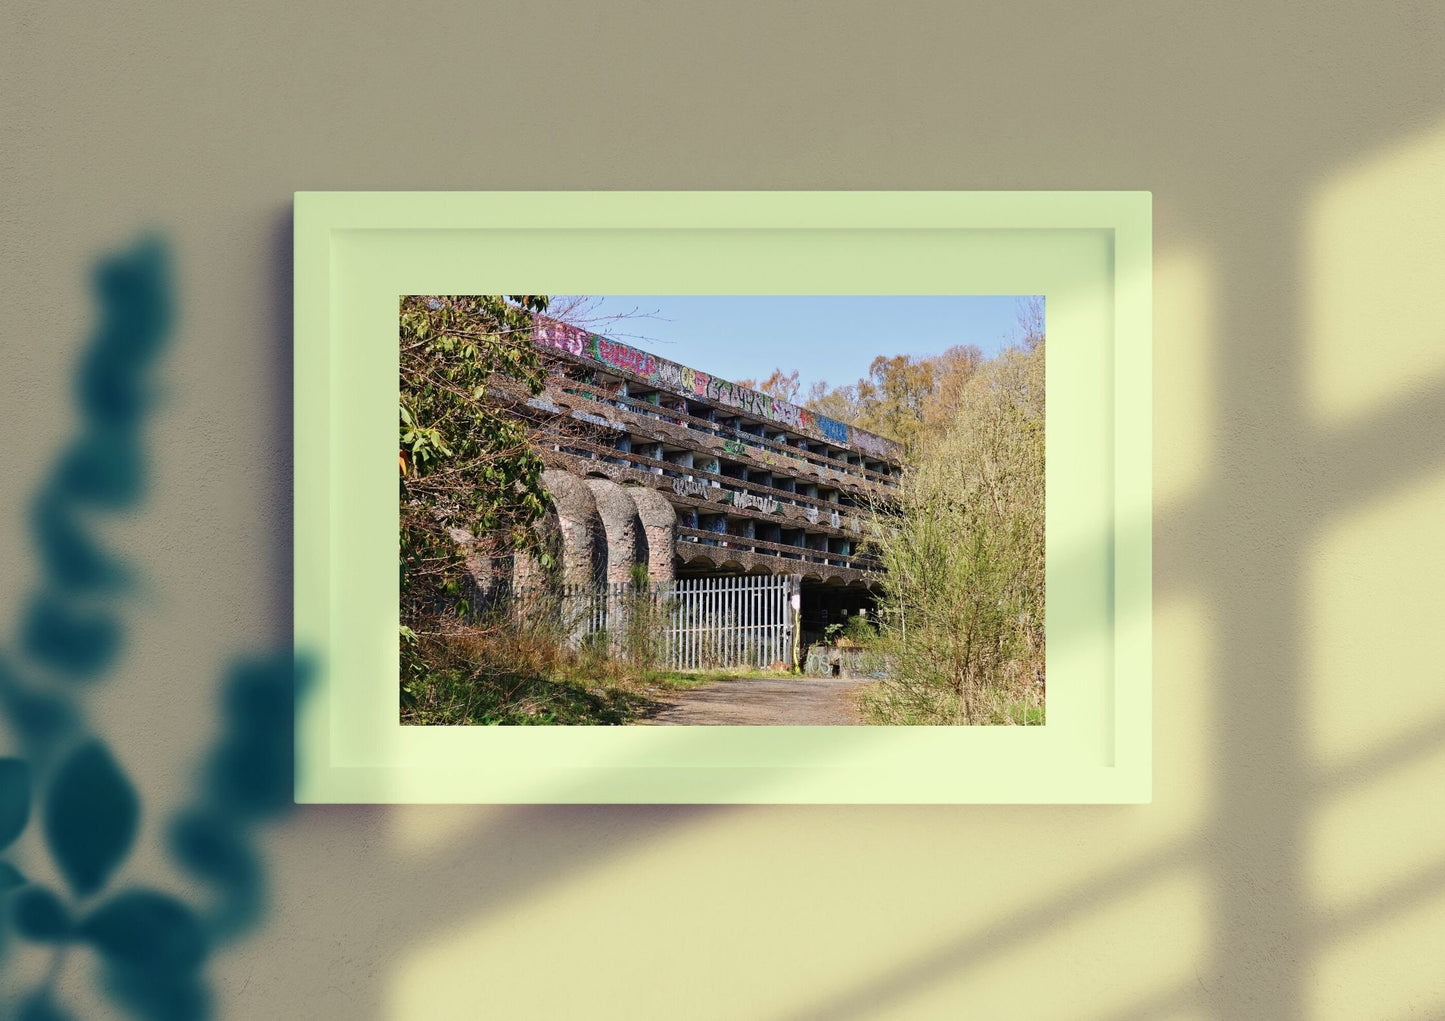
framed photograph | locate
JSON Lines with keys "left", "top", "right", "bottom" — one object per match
{"left": 294, "top": 191, "right": 1151, "bottom": 803}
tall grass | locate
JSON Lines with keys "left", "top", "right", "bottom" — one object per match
{"left": 862, "top": 343, "right": 1045, "bottom": 725}
{"left": 400, "top": 577, "right": 745, "bottom": 726}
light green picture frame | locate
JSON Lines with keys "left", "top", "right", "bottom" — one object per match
{"left": 293, "top": 191, "right": 1151, "bottom": 804}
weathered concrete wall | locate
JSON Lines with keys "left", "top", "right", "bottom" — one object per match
{"left": 522, "top": 476, "right": 680, "bottom": 587}
{"left": 540, "top": 470, "right": 603, "bottom": 586}
{"left": 626, "top": 485, "right": 677, "bottom": 582}
{"left": 448, "top": 525, "right": 511, "bottom": 610}
{"left": 585, "top": 478, "right": 643, "bottom": 585}
{"left": 510, "top": 503, "right": 561, "bottom": 594}
{"left": 533, "top": 316, "right": 904, "bottom": 462}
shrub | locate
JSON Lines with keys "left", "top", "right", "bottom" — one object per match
{"left": 864, "top": 342, "right": 1044, "bottom": 725}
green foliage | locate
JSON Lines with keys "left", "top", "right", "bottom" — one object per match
{"left": 842, "top": 613, "right": 876, "bottom": 644}
{"left": 400, "top": 601, "right": 725, "bottom": 726}
{"left": 735, "top": 368, "right": 801, "bottom": 403}
{"left": 399, "top": 295, "right": 554, "bottom": 680}
{"left": 618, "top": 563, "right": 667, "bottom": 669}
{"left": 853, "top": 353, "right": 939, "bottom": 451}
{"left": 821, "top": 615, "right": 875, "bottom": 645}
{"left": 805, "top": 345, "right": 983, "bottom": 453}
{"left": 803, "top": 298, "right": 1043, "bottom": 450}
{"left": 864, "top": 340, "right": 1046, "bottom": 725}
{"left": 803, "top": 379, "right": 861, "bottom": 426}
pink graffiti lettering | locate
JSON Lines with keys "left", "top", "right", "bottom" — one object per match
{"left": 597, "top": 338, "right": 655, "bottom": 378}
{"left": 532, "top": 317, "right": 588, "bottom": 357}
{"left": 533, "top": 315, "right": 901, "bottom": 462}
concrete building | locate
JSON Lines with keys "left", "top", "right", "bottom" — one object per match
{"left": 507, "top": 317, "right": 904, "bottom": 631}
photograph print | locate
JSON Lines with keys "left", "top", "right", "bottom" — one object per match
{"left": 399, "top": 294, "right": 1044, "bottom": 726}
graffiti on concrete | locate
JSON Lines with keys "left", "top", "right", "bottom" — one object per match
{"left": 597, "top": 336, "right": 655, "bottom": 379}
{"left": 533, "top": 315, "right": 902, "bottom": 461}
{"left": 533, "top": 318, "right": 592, "bottom": 357}
{"left": 725, "top": 491, "right": 781, "bottom": 514}
{"left": 672, "top": 477, "right": 710, "bottom": 498}
{"left": 817, "top": 416, "right": 850, "bottom": 445}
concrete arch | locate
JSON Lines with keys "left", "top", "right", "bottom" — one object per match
{"left": 681, "top": 549, "right": 720, "bottom": 569}
{"left": 625, "top": 486, "right": 677, "bottom": 582}
{"left": 541, "top": 469, "right": 604, "bottom": 586}
{"left": 585, "top": 478, "right": 644, "bottom": 585}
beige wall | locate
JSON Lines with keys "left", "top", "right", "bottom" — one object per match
{"left": 2, "top": 3, "right": 1443, "bottom": 1017}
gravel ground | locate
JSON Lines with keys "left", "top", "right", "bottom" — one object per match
{"left": 641, "top": 675, "right": 873, "bottom": 726}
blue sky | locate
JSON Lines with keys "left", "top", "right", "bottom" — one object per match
{"left": 556, "top": 295, "right": 1039, "bottom": 395}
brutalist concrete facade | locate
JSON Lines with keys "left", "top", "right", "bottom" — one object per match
{"left": 513, "top": 318, "right": 903, "bottom": 598}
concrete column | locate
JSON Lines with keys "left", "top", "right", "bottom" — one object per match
{"left": 627, "top": 486, "right": 678, "bottom": 582}
{"left": 585, "top": 478, "right": 643, "bottom": 586}
{"left": 539, "top": 469, "right": 604, "bottom": 586}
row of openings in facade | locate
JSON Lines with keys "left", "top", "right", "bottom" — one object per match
{"left": 555, "top": 368, "right": 899, "bottom": 478}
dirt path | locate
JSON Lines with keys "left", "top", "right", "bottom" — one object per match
{"left": 641, "top": 675, "right": 872, "bottom": 726}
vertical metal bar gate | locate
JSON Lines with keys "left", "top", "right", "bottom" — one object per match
{"left": 555, "top": 574, "right": 796, "bottom": 671}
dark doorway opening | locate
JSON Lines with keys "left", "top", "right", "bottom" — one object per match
{"left": 798, "top": 581, "right": 879, "bottom": 664}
